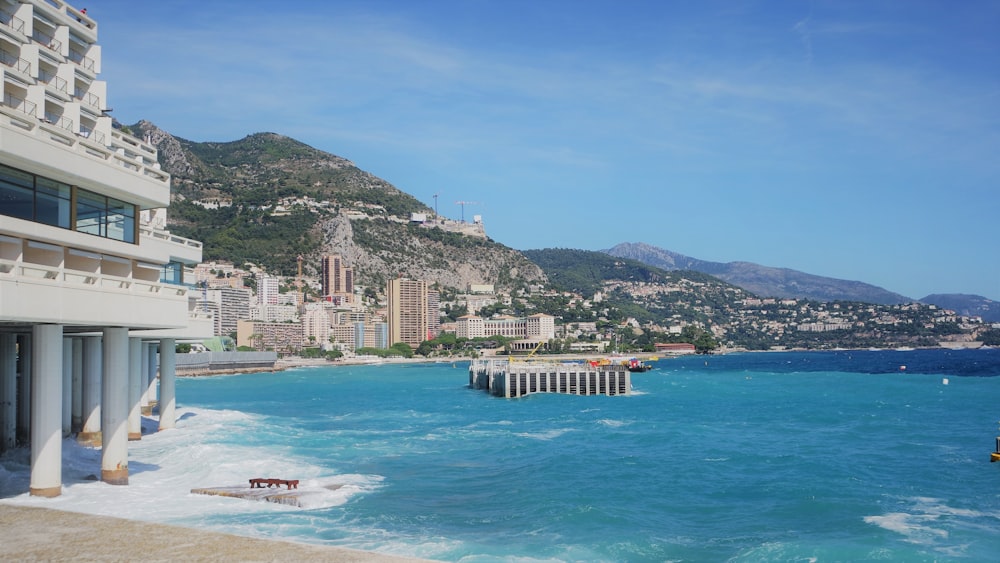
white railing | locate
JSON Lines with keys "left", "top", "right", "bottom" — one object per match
{"left": 139, "top": 226, "right": 204, "bottom": 250}
{"left": 0, "top": 99, "right": 169, "bottom": 185}
{"left": 0, "top": 257, "right": 189, "bottom": 299}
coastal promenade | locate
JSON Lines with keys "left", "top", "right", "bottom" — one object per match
{"left": 0, "top": 505, "right": 430, "bottom": 562}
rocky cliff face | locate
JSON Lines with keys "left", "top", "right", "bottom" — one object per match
{"left": 136, "top": 121, "right": 544, "bottom": 290}
{"left": 320, "top": 214, "right": 544, "bottom": 290}
{"left": 132, "top": 120, "right": 203, "bottom": 181}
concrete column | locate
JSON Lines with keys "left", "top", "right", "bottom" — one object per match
{"left": 30, "top": 324, "right": 63, "bottom": 497}
{"left": 158, "top": 339, "right": 176, "bottom": 431}
{"left": 0, "top": 333, "right": 16, "bottom": 452}
{"left": 128, "top": 338, "right": 142, "bottom": 440}
{"left": 62, "top": 338, "right": 72, "bottom": 436}
{"left": 144, "top": 343, "right": 158, "bottom": 414}
{"left": 16, "top": 333, "right": 31, "bottom": 445}
{"left": 101, "top": 327, "right": 129, "bottom": 485}
{"left": 139, "top": 343, "right": 149, "bottom": 415}
{"left": 78, "top": 336, "right": 102, "bottom": 446}
{"left": 71, "top": 338, "right": 83, "bottom": 433}
{"left": 127, "top": 338, "right": 142, "bottom": 441}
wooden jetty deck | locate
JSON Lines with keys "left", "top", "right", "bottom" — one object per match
{"left": 469, "top": 359, "right": 631, "bottom": 398}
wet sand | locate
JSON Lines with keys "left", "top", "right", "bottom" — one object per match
{"left": 0, "top": 504, "right": 430, "bottom": 562}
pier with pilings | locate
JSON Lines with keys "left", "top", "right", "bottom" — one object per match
{"left": 469, "top": 359, "right": 631, "bottom": 398}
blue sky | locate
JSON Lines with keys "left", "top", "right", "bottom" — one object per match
{"left": 86, "top": 1, "right": 998, "bottom": 300}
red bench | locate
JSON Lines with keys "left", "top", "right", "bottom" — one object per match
{"left": 249, "top": 478, "right": 299, "bottom": 490}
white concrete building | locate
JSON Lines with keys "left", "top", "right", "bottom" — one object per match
{"left": 302, "top": 303, "right": 331, "bottom": 345}
{"left": 455, "top": 313, "right": 556, "bottom": 341}
{"left": 0, "top": 1, "right": 211, "bottom": 496}
{"left": 203, "top": 286, "right": 251, "bottom": 336}
{"left": 257, "top": 274, "right": 279, "bottom": 305}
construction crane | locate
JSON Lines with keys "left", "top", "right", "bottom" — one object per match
{"left": 455, "top": 200, "right": 479, "bottom": 222}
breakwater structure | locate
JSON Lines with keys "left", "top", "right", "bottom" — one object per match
{"left": 469, "top": 358, "right": 631, "bottom": 398}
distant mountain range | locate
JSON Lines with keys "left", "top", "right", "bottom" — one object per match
{"left": 603, "top": 242, "right": 999, "bottom": 322}
{"left": 919, "top": 294, "right": 1000, "bottom": 324}
{"left": 133, "top": 119, "right": 996, "bottom": 322}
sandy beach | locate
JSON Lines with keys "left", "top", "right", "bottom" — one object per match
{"left": 0, "top": 504, "right": 431, "bottom": 562}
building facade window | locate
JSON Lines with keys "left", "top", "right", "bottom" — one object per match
{"left": 160, "top": 261, "right": 184, "bottom": 285}
{"left": 0, "top": 162, "right": 137, "bottom": 244}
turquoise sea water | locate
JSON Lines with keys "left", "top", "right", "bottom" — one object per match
{"left": 164, "top": 348, "right": 1000, "bottom": 561}
{"left": 4, "top": 349, "right": 999, "bottom": 561}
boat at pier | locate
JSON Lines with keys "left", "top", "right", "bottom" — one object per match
{"left": 589, "top": 357, "right": 653, "bottom": 372}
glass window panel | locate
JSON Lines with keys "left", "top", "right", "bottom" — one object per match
{"left": 108, "top": 198, "right": 133, "bottom": 217}
{"left": 121, "top": 213, "right": 135, "bottom": 243}
{"left": 161, "top": 261, "right": 183, "bottom": 285}
{"left": 35, "top": 177, "right": 71, "bottom": 227}
{"left": 0, "top": 164, "right": 33, "bottom": 189}
{"left": 0, "top": 163, "right": 141, "bottom": 244}
{"left": 0, "top": 182, "right": 34, "bottom": 220}
{"left": 103, "top": 198, "right": 134, "bottom": 242}
{"left": 106, "top": 211, "right": 134, "bottom": 243}
{"left": 75, "top": 191, "right": 106, "bottom": 237}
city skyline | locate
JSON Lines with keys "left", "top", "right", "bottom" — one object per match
{"left": 87, "top": 0, "right": 999, "bottom": 301}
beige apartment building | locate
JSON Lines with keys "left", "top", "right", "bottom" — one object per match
{"left": 386, "top": 278, "right": 427, "bottom": 348}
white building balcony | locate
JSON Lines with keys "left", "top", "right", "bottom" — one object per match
{"left": 0, "top": 245, "right": 190, "bottom": 331}
{"left": 0, "top": 212, "right": 207, "bottom": 332}
{"left": 139, "top": 225, "right": 203, "bottom": 267}
{"left": 0, "top": 102, "right": 168, "bottom": 207}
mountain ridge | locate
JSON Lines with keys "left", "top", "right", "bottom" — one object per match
{"left": 603, "top": 242, "right": 913, "bottom": 305}
{"left": 134, "top": 121, "right": 545, "bottom": 291}
{"left": 919, "top": 293, "right": 1000, "bottom": 323}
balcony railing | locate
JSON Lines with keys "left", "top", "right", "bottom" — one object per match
{"left": 0, "top": 257, "right": 189, "bottom": 298}
{"left": 43, "top": 112, "right": 74, "bottom": 132}
{"left": 74, "top": 89, "right": 100, "bottom": 109}
{"left": 0, "top": 12, "right": 25, "bottom": 35}
{"left": 31, "top": 28, "right": 61, "bottom": 52}
{"left": 78, "top": 125, "right": 105, "bottom": 145}
{"left": 0, "top": 49, "right": 31, "bottom": 74}
{"left": 139, "top": 226, "right": 204, "bottom": 251}
{"left": 1, "top": 97, "right": 169, "bottom": 186}
{"left": 67, "top": 50, "right": 95, "bottom": 72}
{"left": 40, "top": 70, "right": 69, "bottom": 95}
{"left": 2, "top": 93, "right": 38, "bottom": 118}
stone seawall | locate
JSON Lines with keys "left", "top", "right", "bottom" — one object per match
{"left": 174, "top": 351, "right": 279, "bottom": 375}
